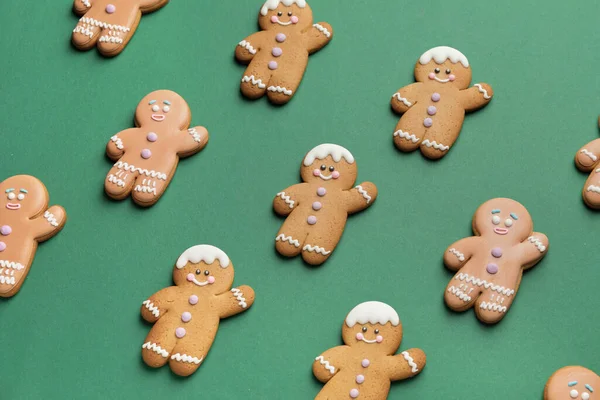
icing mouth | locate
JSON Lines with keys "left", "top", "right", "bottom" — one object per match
{"left": 494, "top": 227, "right": 509, "bottom": 235}
{"left": 190, "top": 278, "right": 209, "bottom": 287}
{"left": 359, "top": 337, "right": 378, "bottom": 344}
{"left": 434, "top": 77, "right": 450, "bottom": 83}
{"left": 317, "top": 172, "right": 332, "bottom": 181}
{"left": 274, "top": 19, "right": 292, "bottom": 26}
{"left": 5, "top": 203, "right": 20, "bottom": 210}
{"left": 151, "top": 114, "right": 165, "bottom": 122}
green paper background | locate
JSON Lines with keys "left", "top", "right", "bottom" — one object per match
{"left": 1, "top": 0, "right": 599, "bottom": 399}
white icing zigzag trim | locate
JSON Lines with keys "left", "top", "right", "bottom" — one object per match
{"left": 73, "top": 25, "right": 95, "bottom": 38}
{"left": 268, "top": 86, "right": 293, "bottom": 96}
{"left": 142, "top": 342, "right": 169, "bottom": 358}
{"left": 111, "top": 135, "right": 124, "bottom": 150}
{"left": 142, "top": 299, "right": 160, "bottom": 318}
{"left": 114, "top": 161, "right": 167, "bottom": 180}
{"left": 393, "top": 129, "right": 419, "bottom": 143}
{"left": 44, "top": 211, "right": 59, "bottom": 227}
{"left": 401, "top": 351, "right": 419, "bottom": 373}
{"left": 276, "top": 192, "right": 295, "bottom": 208}
{"left": 454, "top": 273, "right": 515, "bottom": 296}
{"left": 354, "top": 185, "right": 372, "bottom": 204}
{"left": 448, "top": 248, "right": 465, "bottom": 262}
{"left": 303, "top": 244, "right": 331, "bottom": 255}
{"left": 242, "top": 75, "right": 266, "bottom": 89}
{"left": 0, "top": 276, "right": 15, "bottom": 285}
{"left": 581, "top": 149, "right": 598, "bottom": 162}
{"left": 587, "top": 185, "right": 600, "bottom": 194}
{"left": 231, "top": 288, "right": 248, "bottom": 309}
{"left": 275, "top": 234, "right": 300, "bottom": 248}
{"left": 315, "top": 356, "right": 335, "bottom": 374}
{"left": 479, "top": 301, "right": 507, "bottom": 313}
{"left": 238, "top": 40, "right": 257, "bottom": 55}
{"left": 171, "top": 353, "right": 203, "bottom": 365}
{"left": 447, "top": 285, "right": 472, "bottom": 302}
{"left": 474, "top": 84, "right": 491, "bottom": 100}
{"left": 135, "top": 179, "right": 157, "bottom": 196}
{"left": 393, "top": 93, "right": 412, "bottom": 107}
{"left": 99, "top": 36, "right": 124, "bottom": 44}
{"left": 421, "top": 139, "right": 449, "bottom": 151}
{"left": 78, "top": 17, "right": 131, "bottom": 32}
{"left": 0, "top": 260, "right": 24, "bottom": 271}
{"left": 188, "top": 128, "right": 202, "bottom": 143}
{"left": 107, "top": 174, "right": 126, "bottom": 187}
{"left": 527, "top": 236, "right": 546, "bottom": 253}
{"left": 81, "top": 0, "right": 91, "bottom": 7}
{"left": 313, "top": 23, "right": 331, "bottom": 38}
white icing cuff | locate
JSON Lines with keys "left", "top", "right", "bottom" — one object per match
{"left": 401, "top": 351, "right": 419, "bottom": 373}
{"left": 448, "top": 248, "right": 465, "bottom": 262}
{"left": 276, "top": 192, "right": 295, "bottom": 208}
{"left": 393, "top": 93, "right": 412, "bottom": 107}
{"left": 142, "top": 299, "right": 160, "bottom": 318}
{"left": 188, "top": 128, "right": 203, "bottom": 143}
{"left": 354, "top": 185, "right": 372, "bottom": 204}
{"left": 313, "top": 23, "right": 331, "bottom": 38}
{"left": 110, "top": 135, "right": 124, "bottom": 150}
{"left": 231, "top": 288, "right": 248, "bottom": 309}
{"left": 527, "top": 236, "right": 546, "bottom": 253}
{"left": 587, "top": 185, "right": 600, "bottom": 194}
{"left": 238, "top": 40, "right": 257, "bottom": 55}
{"left": 44, "top": 211, "right": 59, "bottom": 227}
{"left": 474, "top": 84, "right": 491, "bottom": 99}
{"left": 315, "top": 356, "right": 335, "bottom": 374}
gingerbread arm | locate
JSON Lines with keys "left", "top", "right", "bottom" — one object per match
{"left": 312, "top": 346, "right": 349, "bottom": 383}
{"left": 459, "top": 83, "right": 493, "bottom": 112}
{"left": 73, "top": 0, "right": 92, "bottom": 15}
{"left": 575, "top": 137, "right": 600, "bottom": 172}
{"left": 141, "top": 287, "right": 178, "bottom": 323}
{"left": 385, "top": 348, "right": 426, "bottom": 381}
{"left": 214, "top": 285, "right": 255, "bottom": 319}
{"left": 175, "top": 126, "right": 209, "bottom": 158}
{"left": 343, "top": 182, "right": 378, "bottom": 214}
{"left": 516, "top": 232, "right": 549, "bottom": 270}
{"left": 273, "top": 183, "right": 308, "bottom": 216}
{"left": 302, "top": 22, "right": 333, "bottom": 53}
{"left": 443, "top": 236, "right": 482, "bottom": 271}
{"left": 106, "top": 128, "right": 138, "bottom": 161}
{"left": 30, "top": 205, "right": 66, "bottom": 242}
{"left": 391, "top": 83, "right": 423, "bottom": 114}
{"left": 235, "top": 32, "right": 267, "bottom": 63}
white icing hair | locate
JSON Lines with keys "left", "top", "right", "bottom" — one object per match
{"left": 260, "top": 0, "right": 306, "bottom": 16}
{"left": 303, "top": 144, "right": 355, "bottom": 166}
{"left": 176, "top": 245, "right": 230, "bottom": 269}
{"left": 419, "top": 46, "right": 469, "bottom": 68}
{"left": 345, "top": 301, "right": 400, "bottom": 328}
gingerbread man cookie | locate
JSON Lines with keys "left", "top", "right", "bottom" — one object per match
{"left": 72, "top": 0, "right": 169, "bottom": 57}
{"left": 545, "top": 366, "right": 599, "bottom": 400}
{"left": 574, "top": 118, "right": 600, "bottom": 208}
{"left": 141, "top": 245, "right": 255, "bottom": 377}
{"left": 0, "top": 175, "right": 66, "bottom": 298}
{"left": 443, "top": 198, "right": 548, "bottom": 324}
{"left": 313, "top": 301, "right": 426, "bottom": 399}
{"left": 273, "top": 144, "right": 377, "bottom": 265}
{"left": 391, "top": 46, "right": 493, "bottom": 159}
{"left": 104, "top": 90, "right": 209, "bottom": 207}
{"left": 235, "top": 0, "right": 333, "bottom": 104}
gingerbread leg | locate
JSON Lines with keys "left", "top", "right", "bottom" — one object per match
{"left": 266, "top": 53, "right": 308, "bottom": 105}
{"left": 393, "top": 117, "right": 426, "bottom": 152}
{"left": 301, "top": 229, "right": 341, "bottom": 266}
{"left": 105, "top": 165, "right": 137, "bottom": 200}
{"left": 131, "top": 168, "right": 173, "bottom": 207}
{"left": 474, "top": 289, "right": 516, "bottom": 324}
{"left": 96, "top": 15, "right": 140, "bottom": 57}
{"left": 142, "top": 320, "right": 179, "bottom": 368}
{"left": 582, "top": 170, "right": 600, "bottom": 209}
{"left": 275, "top": 219, "right": 307, "bottom": 258}
{"left": 169, "top": 341, "right": 211, "bottom": 377}
{"left": 444, "top": 276, "right": 481, "bottom": 312}
{"left": 419, "top": 122, "right": 463, "bottom": 160}
{"left": 241, "top": 63, "right": 271, "bottom": 100}
{"left": 72, "top": 21, "right": 101, "bottom": 50}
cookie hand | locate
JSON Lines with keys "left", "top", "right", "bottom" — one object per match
{"left": 141, "top": 287, "right": 177, "bottom": 323}
{"left": 303, "top": 22, "right": 333, "bottom": 53}
{"left": 217, "top": 285, "right": 255, "bottom": 318}
{"left": 387, "top": 348, "right": 426, "bottom": 381}
{"left": 518, "top": 232, "right": 549, "bottom": 269}
{"left": 575, "top": 138, "right": 600, "bottom": 171}
{"left": 32, "top": 205, "right": 67, "bottom": 241}
{"left": 443, "top": 237, "right": 481, "bottom": 271}
{"left": 73, "top": 0, "right": 92, "bottom": 15}
{"left": 313, "top": 346, "right": 348, "bottom": 382}
{"left": 391, "top": 83, "right": 422, "bottom": 114}
{"left": 177, "top": 126, "right": 209, "bottom": 157}
{"left": 106, "top": 128, "right": 137, "bottom": 160}
{"left": 345, "top": 182, "right": 378, "bottom": 214}
{"left": 273, "top": 183, "right": 306, "bottom": 216}
{"left": 460, "top": 83, "right": 493, "bottom": 112}
{"left": 235, "top": 32, "right": 265, "bottom": 63}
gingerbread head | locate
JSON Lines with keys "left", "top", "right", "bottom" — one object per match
{"left": 414, "top": 46, "right": 472, "bottom": 90}
{"left": 473, "top": 198, "right": 534, "bottom": 246}
{"left": 545, "top": 366, "right": 599, "bottom": 400}
{"left": 173, "top": 245, "right": 235, "bottom": 295}
{"left": 1, "top": 176, "right": 49, "bottom": 218}
{"left": 258, "top": 0, "right": 314, "bottom": 32}
{"left": 135, "top": 90, "right": 191, "bottom": 130}
{"left": 300, "top": 144, "right": 358, "bottom": 190}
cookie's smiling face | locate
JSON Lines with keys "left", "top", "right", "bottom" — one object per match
{"left": 545, "top": 367, "right": 599, "bottom": 400}
{"left": 173, "top": 260, "right": 235, "bottom": 294}
{"left": 473, "top": 198, "right": 533, "bottom": 243}
{"left": 0, "top": 175, "right": 47, "bottom": 217}
{"left": 342, "top": 322, "right": 403, "bottom": 355}
{"left": 259, "top": 3, "right": 313, "bottom": 31}
{"left": 301, "top": 156, "right": 357, "bottom": 189}
{"left": 414, "top": 60, "right": 472, "bottom": 90}
{"left": 136, "top": 90, "right": 191, "bottom": 129}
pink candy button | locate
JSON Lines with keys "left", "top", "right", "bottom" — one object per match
{"left": 268, "top": 61, "right": 278, "bottom": 70}
{"left": 312, "top": 202, "right": 322, "bottom": 211}
{"left": 0, "top": 225, "right": 11, "bottom": 236}
{"left": 275, "top": 33, "right": 286, "bottom": 43}
{"left": 350, "top": 389, "right": 359, "bottom": 398}
{"left": 147, "top": 132, "right": 158, "bottom": 142}
{"left": 0, "top": 242, "right": 6, "bottom": 252}
{"left": 105, "top": 4, "right": 116, "bottom": 13}
{"left": 423, "top": 118, "right": 433, "bottom": 128}
{"left": 317, "top": 187, "right": 326, "bottom": 196}
{"left": 431, "top": 93, "right": 441, "bottom": 102}
{"left": 181, "top": 312, "right": 192, "bottom": 323}
{"left": 307, "top": 216, "right": 317, "bottom": 225}
{"left": 175, "top": 327, "right": 186, "bottom": 338}
{"left": 141, "top": 149, "right": 152, "bottom": 159}
{"left": 427, "top": 106, "right": 437, "bottom": 115}
{"left": 356, "top": 375, "right": 365, "bottom": 384}
{"left": 189, "top": 295, "right": 199, "bottom": 305}
{"left": 272, "top": 47, "right": 282, "bottom": 57}
{"left": 361, "top": 359, "right": 370, "bottom": 368}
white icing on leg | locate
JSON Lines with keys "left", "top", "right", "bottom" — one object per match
{"left": 393, "top": 93, "right": 412, "bottom": 107}
{"left": 241, "top": 75, "right": 266, "bottom": 89}
{"left": 454, "top": 273, "right": 515, "bottom": 296}
{"left": 231, "top": 288, "right": 248, "bottom": 309}
{"left": 142, "top": 342, "right": 169, "bottom": 358}
{"left": 170, "top": 353, "right": 203, "bottom": 365}
{"left": 108, "top": 174, "right": 126, "bottom": 188}
{"left": 586, "top": 185, "right": 600, "bottom": 194}
{"left": 479, "top": 301, "right": 507, "bottom": 313}
{"left": 354, "top": 185, "right": 372, "bottom": 204}
{"left": 315, "top": 355, "right": 335, "bottom": 374}
{"left": 114, "top": 161, "right": 167, "bottom": 180}
{"left": 401, "top": 351, "right": 419, "bottom": 373}
{"left": 393, "top": 130, "right": 419, "bottom": 143}
{"left": 135, "top": 179, "right": 158, "bottom": 196}
{"left": 267, "top": 85, "right": 293, "bottom": 96}
{"left": 275, "top": 234, "right": 300, "bottom": 247}
{"left": 421, "top": 139, "right": 449, "bottom": 151}
{"left": 302, "top": 244, "right": 331, "bottom": 255}
{"left": 447, "top": 285, "right": 472, "bottom": 302}
{"left": 0, "top": 260, "right": 24, "bottom": 271}
{"left": 238, "top": 40, "right": 257, "bottom": 54}
{"left": 581, "top": 149, "right": 597, "bottom": 162}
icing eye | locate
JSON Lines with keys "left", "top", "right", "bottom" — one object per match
{"left": 329, "top": 166, "right": 335, "bottom": 172}
{"left": 504, "top": 218, "right": 513, "bottom": 227}
{"left": 446, "top": 69, "right": 451, "bottom": 74}
{"left": 204, "top": 270, "right": 210, "bottom": 276}
{"left": 151, "top": 105, "right": 160, "bottom": 112}
{"left": 582, "top": 393, "right": 590, "bottom": 400}
{"left": 195, "top": 269, "right": 201, "bottom": 275}
{"left": 17, "top": 193, "right": 25, "bottom": 201}
{"left": 320, "top": 165, "right": 326, "bottom": 171}
{"left": 288, "top": 11, "right": 292, "bottom": 16}
{"left": 163, "top": 105, "right": 170, "bottom": 113}
{"left": 7, "top": 193, "right": 15, "bottom": 200}
{"left": 361, "top": 326, "right": 367, "bottom": 332}
{"left": 434, "top": 68, "right": 440, "bottom": 73}
{"left": 570, "top": 389, "right": 578, "bottom": 399}
{"left": 374, "top": 329, "right": 379, "bottom": 334}
{"left": 277, "top": 11, "right": 282, "bottom": 16}
{"left": 492, "top": 216, "right": 501, "bottom": 225}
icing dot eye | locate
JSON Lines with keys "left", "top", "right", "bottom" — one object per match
{"left": 570, "top": 389, "right": 578, "bottom": 398}
{"left": 361, "top": 326, "right": 367, "bottom": 332}
{"left": 374, "top": 329, "right": 379, "bottom": 334}
{"left": 277, "top": 11, "right": 282, "bottom": 16}
{"left": 434, "top": 68, "right": 440, "bottom": 73}
{"left": 204, "top": 270, "right": 210, "bottom": 276}
{"left": 582, "top": 393, "right": 590, "bottom": 400}
{"left": 492, "top": 216, "right": 500, "bottom": 225}
{"left": 163, "top": 105, "right": 170, "bottom": 113}
{"left": 151, "top": 105, "right": 160, "bottom": 112}
{"left": 288, "top": 11, "right": 292, "bottom": 16}
{"left": 7, "top": 193, "right": 15, "bottom": 200}
{"left": 504, "top": 218, "right": 513, "bottom": 227}
{"left": 195, "top": 269, "right": 201, "bottom": 275}
{"left": 17, "top": 193, "right": 25, "bottom": 200}
{"left": 329, "top": 166, "right": 335, "bottom": 172}
{"left": 446, "top": 69, "right": 451, "bottom": 74}
{"left": 320, "top": 165, "right": 326, "bottom": 171}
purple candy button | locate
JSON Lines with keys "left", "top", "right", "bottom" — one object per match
{"left": 0, "top": 225, "right": 11, "bottom": 236}
{"left": 361, "top": 359, "right": 370, "bottom": 368}
{"left": 486, "top": 263, "right": 499, "bottom": 274}
{"left": 275, "top": 33, "right": 286, "bottom": 43}
{"left": 189, "top": 295, "right": 198, "bottom": 305}
{"left": 175, "top": 327, "right": 186, "bottom": 338}
{"left": 491, "top": 247, "right": 503, "bottom": 258}
{"left": 268, "top": 61, "right": 278, "bottom": 70}
{"left": 147, "top": 132, "right": 158, "bottom": 142}
{"left": 356, "top": 375, "right": 365, "bottom": 384}
{"left": 0, "top": 242, "right": 6, "bottom": 252}
{"left": 312, "top": 202, "right": 322, "bottom": 211}
{"left": 181, "top": 312, "right": 192, "bottom": 323}
{"left": 141, "top": 149, "right": 152, "bottom": 159}
{"left": 423, "top": 118, "right": 433, "bottom": 127}
{"left": 307, "top": 216, "right": 317, "bottom": 225}
{"left": 317, "top": 187, "right": 326, "bottom": 196}
{"left": 350, "top": 389, "right": 359, "bottom": 398}
{"left": 272, "top": 47, "right": 283, "bottom": 57}
{"left": 105, "top": 4, "right": 116, "bottom": 13}
{"left": 431, "top": 92, "right": 441, "bottom": 102}
{"left": 427, "top": 106, "right": 437, "bottom": 115}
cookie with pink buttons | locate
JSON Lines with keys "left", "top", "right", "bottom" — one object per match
{"left": 545, "top": 366, "right": 599, "bottom": 400}
{"left": 391, "top": 46, "right": 493, "bottom": 159}
{"left": 0, "top": 175, "right": 66, "bottom": 298}
{"left": 72, "top": 0, "right": 169, "bottom": 57}
{"left": 104, "top": 90, "right": 209, "bottom": 207}
{"left": 235, "top": 0, "right": 333, "bottom": 104}
{"left": 141, "top": 245, "right": 255, "bottom": 377}
{"left": 444, "top": 198, "right": 548, "bottom": 324}
{"left": 574, "top": 117, "right": 600, "bottom": 209}
{"left": 313, "top": 301, "right": 426, "bottom": 399}
{"left": 273, "top": 144, "right": 377, "bottom": 265}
